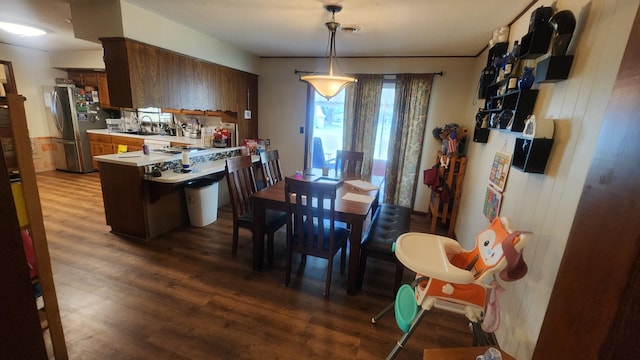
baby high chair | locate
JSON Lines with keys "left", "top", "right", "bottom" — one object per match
{"left": 372, "top": 217, "right": 530, "bottom": 360}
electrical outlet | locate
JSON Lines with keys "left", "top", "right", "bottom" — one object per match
{"left": 299, "top": 127, "right": 304, "bottom": 134}
{"left": 244, "top": 110, "right": 251, "bottom": 119}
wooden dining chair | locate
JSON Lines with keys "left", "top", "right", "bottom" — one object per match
{"left": 284, "top": 177, "right": 349, "bottom": 298}
{"left": 225, "top": 155, "right": 286, "bottom": 266}
{"left": 260, "top": 150, "right": 284, "bottom": 188}
{"left": 335, "top": 150, "right": 364, "bottom": 175}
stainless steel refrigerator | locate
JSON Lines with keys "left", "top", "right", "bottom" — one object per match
{"left": 43, "top": 85, "right": 108, "bottom": 173}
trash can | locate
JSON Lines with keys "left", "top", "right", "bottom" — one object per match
{"left": 184, "top": 178, "right": 219, "bottom": 227}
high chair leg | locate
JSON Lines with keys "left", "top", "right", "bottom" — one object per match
{"left": 386, "top": 308, "right": 428, "bottom": 360}
{"left": 371, "top": 302, "right": 395, "bottom": 324}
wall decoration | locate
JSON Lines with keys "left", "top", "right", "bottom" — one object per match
{"left": 483, "top": 185, "right": 502, "bottom": 221}
{"left": 522, "top": 114, "right": 537, "bottom": 138}
{"left": 488, "top": 151, "right": 512, "bottom": 192}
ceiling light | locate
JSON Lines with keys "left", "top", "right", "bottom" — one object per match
{"left": 298, "top": 5, "right": 357, "bottom": 100}
{"left": 0, "top": 21, "right": 46, "bottom": 36}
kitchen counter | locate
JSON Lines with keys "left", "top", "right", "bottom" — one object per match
{"left": 94, "top": 139, "right": 259, "bottom": 240}
{"left": 87, "top": 128, "right": 202, "bottom": 145}
{"left": 94, "top": 146, "right": 257, "bottom": 184}
{"left": 94, "top": 146, "right": 246, "bottom": 167}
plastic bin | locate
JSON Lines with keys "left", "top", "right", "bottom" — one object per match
{"left": 184, "top": 178, "right": 219, "bottom": 227}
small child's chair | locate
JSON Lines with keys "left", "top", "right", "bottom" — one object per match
{"left": 372, "top": 217, "right": 530, "bottom": 360}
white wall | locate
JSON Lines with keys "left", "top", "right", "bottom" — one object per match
{"left": 69, "top": 0, "right": 261, "bottom": 75}
{"left": 456, "top": 0, "right": 640, "bottom": 358}
{"left": 0, "top": 44, "right": 67, "bottom": 136}
{"left": 48, "top": 50, "right": 106, "bottom": 70}
{"left": 258, "top": 56, "right": 479, "bottom": 205}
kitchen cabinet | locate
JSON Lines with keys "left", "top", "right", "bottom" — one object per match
{"left": 110, "top": 135, "right": 144, "bottom": 152}
{"left": 98, "top": 161, "right": 187, "bottom": 240}
{"left": 0, "top": 60, "right": 67, "bottom": 358}
{"left": 88, "top": 133, "right": 145, "bottom": 170}
{"left": 96, "top": 73, "right": 112, "bottom": 109}
{"left": 88, "top": 133, "right": 115, "bottom": 170}
{"left": 100, "top": 37, "right": 258, "bottom": 140}
{"left": 67, "top": 70, "right": 115, "bottom": 109}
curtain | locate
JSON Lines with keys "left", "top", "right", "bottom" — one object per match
{"left": 384, "top": 73, "right": 434, "bottom": 207}
{"left": 343, "top": 74, "right": 383, "bottom": 176}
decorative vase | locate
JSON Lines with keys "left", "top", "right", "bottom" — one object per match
{"left": 518, "top": 67, "right": 535, "bottom": 90}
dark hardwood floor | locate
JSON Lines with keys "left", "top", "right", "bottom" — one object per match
{"left": 36, "top": 170, "right": 474, "bottom": 359}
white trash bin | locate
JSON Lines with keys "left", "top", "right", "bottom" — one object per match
{"left": 185, "top": 178, "right": 219, "bottom": 227}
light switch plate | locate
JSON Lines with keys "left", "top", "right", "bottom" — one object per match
{"left": 244, "top": 110, "right": 251, "bottom": 119}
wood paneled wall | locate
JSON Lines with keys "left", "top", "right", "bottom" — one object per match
{"left": 100, "top": 37, "right": 258, "bottom": 140}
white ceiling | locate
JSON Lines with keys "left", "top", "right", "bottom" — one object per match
{"left": 0, "top": 0, "right": 535, "bottom": 58}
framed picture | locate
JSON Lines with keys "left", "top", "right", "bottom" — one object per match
{"left": 483, "top": 185, "right": 502, "bottom": 221}
{"left": 488, "top": 151, "right": 512, "bottom": 192}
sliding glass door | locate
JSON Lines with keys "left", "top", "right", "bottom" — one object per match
{"left": 308, "top": 89, "right": 346, "bottom": 169}
{"left": 306, "top": 79, "right": 396, "bottom": 177}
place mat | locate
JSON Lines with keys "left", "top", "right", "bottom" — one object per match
{"left": 342, "top": 192, "right": 375, "bottom": 204}
{"left": 345, "top": 180, "right": 379, "bottom": 191}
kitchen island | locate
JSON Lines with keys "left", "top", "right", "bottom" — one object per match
{"left": 94, "top": 145, "right": 254, "bottom": 240}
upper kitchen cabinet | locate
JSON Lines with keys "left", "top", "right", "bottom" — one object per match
{"left": 67, "top": 70, "right": 114, "bottom": 109}
{"left": 100, "top": 37, "right": 258, "bottom": 139}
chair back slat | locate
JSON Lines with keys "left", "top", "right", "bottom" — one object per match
{"left": 335, "top": 150, "right": 364, "bottom": 175}
{"left": 260, "top": 150, "right": 284, "bottom": 187}
{"left": 226, "top": 155, "right": 257, "bottom": 218}
{"left": 285, "top": 177, "right": 338, "bottom": 256}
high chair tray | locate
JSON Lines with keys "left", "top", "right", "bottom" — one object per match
{"left": 395, "top": 233, "right": 475, "bottom": 284}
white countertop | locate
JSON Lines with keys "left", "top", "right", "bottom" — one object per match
{"left": 87, "top": 128, "right": 202, "bottom": 145}
{"left": 149, "top": 158, "right": 228, "bottom": 183}
{"left": 147, "top": 153, "right": 260, "bottom": 184}
{"left": 94, "top": 146, "right": 259, "bottom": 184}
{"left": 94, "top": 146, "right": 246, "bottom": 167}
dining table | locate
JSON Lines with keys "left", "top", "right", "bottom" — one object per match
{"left": 251, "top": 170, "right": 383, "bottom": 295}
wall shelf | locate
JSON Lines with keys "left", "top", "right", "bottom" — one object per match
{"left": 512, "top": 137, "right": 554, "bottom": 173}
{"left": 473, "top": 127, "right": 490, "bottom": 143}
{"left": 484, "top": 88, "right": 539, "bottom": 132}
{"left": 535, "top": 55, "right": 575, "bottom": 82}
{"left": 520, "top": 24, "right": 554, "bottom": 59}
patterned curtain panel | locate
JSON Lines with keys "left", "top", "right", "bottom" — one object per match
{"left": 384, "top": 73, "right": 434, "bottom": 207}
{"left": 343, "top": 74, "right": 383, "bottom": 176}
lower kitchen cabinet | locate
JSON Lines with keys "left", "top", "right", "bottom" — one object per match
{"left": 98, "top": 161, "right": 187, "bottom": 240}
{"left": 88, "top": 133, "right": 144, "bottom": 170}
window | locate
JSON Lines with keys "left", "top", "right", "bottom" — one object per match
{"left": 307, "top": 79, "right": 396, "bottom": 176}
{"left": 372, "top": 80, "right": 396, "bottom": 176}
{"left": 309, "top": 89, "right": 345, "bottom": 169}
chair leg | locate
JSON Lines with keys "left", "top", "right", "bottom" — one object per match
{"left": 340, "top": 242, "right": 347, "bottom": 275}
{"left": 385, "top": 308, "right": 428, "bottom": 360}
{"left": 324, "top": 256, "right": 334, "bottom": 298}
{"left": 285, "top": 247, "right": 292, "bottom": 287}
{"left": 371, "top": 301, "right": 395, "bottom": 324}
{"left": 266, "top": 232, "right": 274, "bottom": 267}
{"left": 357, "top": 249, "right": 368, "bottom": 289}
{"left": 232, "top": 224, "right": 239, "bottom": 255}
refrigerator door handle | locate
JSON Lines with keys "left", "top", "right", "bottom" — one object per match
{"left": 51, "top": 90, "right": 64, "bottom": 134}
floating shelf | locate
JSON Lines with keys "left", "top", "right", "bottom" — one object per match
{"left": 535, "top": 55, "right": 575, "bottom": 82}
{"left": 512, "top": 137, "right": 554, "bottom": 173}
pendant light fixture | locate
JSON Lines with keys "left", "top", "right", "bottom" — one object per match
{"left": 299, "top": 5, "right": 357, "bottom": 100}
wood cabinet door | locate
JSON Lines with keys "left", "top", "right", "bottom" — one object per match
{"left": 97, "top": 73, "right": 112, "bottom": 109}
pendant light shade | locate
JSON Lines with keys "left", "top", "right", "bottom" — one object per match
{"left": 299, "top": 5, "right": 357, "bottom": 100}
{"left": 299, "top": 74, "right": 355, "bottom": 100}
